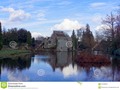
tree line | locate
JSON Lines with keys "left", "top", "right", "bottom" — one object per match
{"left": 72, "top": 6, "right": 120, "bottom": 54}
{"left": 0, "top": 26, "right": 35, "bottom": 50}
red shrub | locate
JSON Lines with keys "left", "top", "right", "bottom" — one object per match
{"left": 75, "top": 52, "right": 111, "bottom": 66}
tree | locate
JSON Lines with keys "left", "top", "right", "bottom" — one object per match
{"left": 2, "top": 27, "right": 7, "bottom": 45}
{"left": 112, "top": 9, "right": 120, "bottom": 50}
{"left": 102, "top": 13, "right": 116, "bottom": 41}
{"left": 101, "top": 8, "right": 120, "bottom": 53}
{"left": 27, "top": 31, "right": 32, "bottom": 45}
{"left": 86, "top": 24, "right": 90, "bottom": 32}
{"left": 2, "top": 28, "right": 18, "bottom": 45}
{"left": 18, "top": 28, "right": 28, "bottom": 43}
{"left": 0, "top": 22, "right": 3, "bottom": 50}
{"left": 8, "top": 28, "right": 18, "bottom": 42}
{"left": 82, "top": 24, "right": 95, "bottom": 50}
{"left": 71, "top": 30, "right": 78, "bottom": 50}
{"left": 31, "top": 38, "right": 35, "bottom": 48}
{"left": 77, "top": 28, "right": 84, "bottom": 41}
{"left": 2, "top": 28, "right": 32, "bottom": 46}
{"left": 115, "top": 9, "right": 120, "bottom": 40}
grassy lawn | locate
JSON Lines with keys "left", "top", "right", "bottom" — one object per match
{"left": 0, "top": 49, "right": 31, "bottom": 58}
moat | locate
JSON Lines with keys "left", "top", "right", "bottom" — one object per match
{"left": 1, "top": 52, "right": 120, "bottom": 81}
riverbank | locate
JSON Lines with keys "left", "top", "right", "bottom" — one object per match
{"left": 0, "top": 49, "right": 31, "bottom": 59}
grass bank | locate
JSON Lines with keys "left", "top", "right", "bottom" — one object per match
{"left": 0, "top": 49, "right": 31, "bottom": 58}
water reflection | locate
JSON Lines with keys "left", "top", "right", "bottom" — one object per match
{"left": 1, "top": 55, "right": 31, "bottom": 71}
{"left": 1, "top": 54, "right": 32, "bottom": 81}
{"left": 7, "top": 70, "right": 29, "bottom": 81}
{"left": 112, "top": 57, "right": 120, "bottom": 81}
{"left": 62, "top": 64, "right": 77, "bottom": 77}
{"left": 49, "top": 52, "right": 73, "bottom": 71}
{"left": 0, "top": 60, "right": 1, "bottom": 80}
{"left": 1, "top": 52, "right": 120, "bottom": 81}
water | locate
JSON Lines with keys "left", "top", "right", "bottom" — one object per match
{"left": 1, "top": 52, "right": 120, "bottom": 81}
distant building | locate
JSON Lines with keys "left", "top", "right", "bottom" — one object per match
{"left": 44, "top": 37, "right": 56, "bottom": 49}
{"left": 92, "top": 40, "right": 112, "bottom": 55}
{"left": 44, "top": 31, "right": 72, "bottom": 51}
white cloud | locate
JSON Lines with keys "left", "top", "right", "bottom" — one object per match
{"left": 92, "top": 14, "right": 102, "bottom": 23}
{"left": 31, "top": 32, "right": 43, "bottom": 38}
{"left": 36, "top": 12, "right": 46, "bottom": 21}
{"left": 1, "top": 7, "right": 30, "bottom": 22}
{"left": 0, "top": 19, "right": 6, "bottom": 24}
{"left": 1, "top": 7, "right": 14, "bottom": 12}
{"left": 9, "top": 10, "right": 30, "bottom": 22}
{"left": 90, "top": 2, "right": 106, "bottom": 8}
{"left": 51, "top": 19, "right": 82, "bottom": 31}
{"left": 95, "top": 24, "right": 110, "bottom": 31}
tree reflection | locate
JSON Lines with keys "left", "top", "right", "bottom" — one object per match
{"left": 1, "top": 54, "right": 32, "bottom": 71}
{"left": 0, "top": 59, "right": 1, "bottom": 80}
{"left": 112, "top": 57, "right": 120, "bottom": 81}
{"left": 75, "top": 52, "right": 111, "bottom": 72}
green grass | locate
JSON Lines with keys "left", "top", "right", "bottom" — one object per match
{"left": 0, "top": 49, "right": 31, "bottom": 58}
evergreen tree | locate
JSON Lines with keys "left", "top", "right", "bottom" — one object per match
{"left": 27, "top": 31, "right": 32, "bottom": 45}
{"left": 71, "top": 30, "right": 78, "bottom": 50}
{"left": 31, "top": 38, "right": 35, "bottom": 48}
{"left": 18, "top": 28, "right": 28, "bottom": 43}
{"left": 82, "top": 24, "right": 95, "bottom": 50}
{"left": 0, "top": 22, "right": 3, "bottom": 50}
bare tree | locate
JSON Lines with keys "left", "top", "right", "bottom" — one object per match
{"left": 102, "top": 13, "right": 116, "bottom": 41}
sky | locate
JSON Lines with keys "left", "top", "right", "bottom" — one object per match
{"left": 0, "top": 0, "right": 120, "bottom": 38}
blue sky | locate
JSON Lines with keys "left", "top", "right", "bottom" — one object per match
{"left": 0, "top": 0, "right": 119, "bottom": 38}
